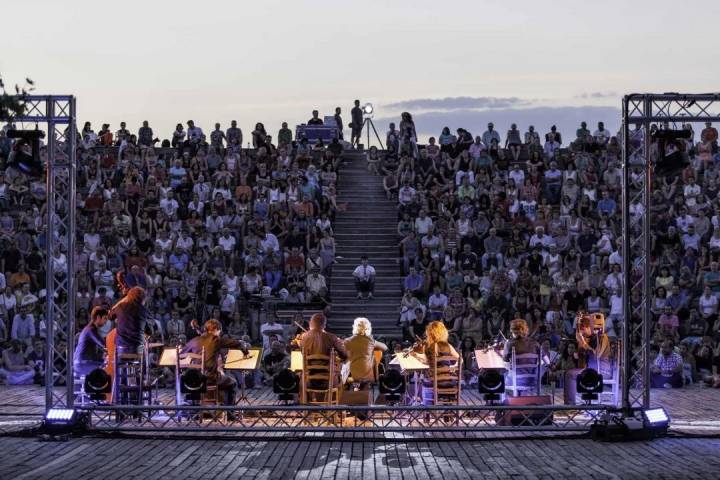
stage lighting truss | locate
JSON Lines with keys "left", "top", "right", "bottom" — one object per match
{"left": 622, "top": 93, "right": 720, "bottom": 411}
{"left": 79, "top": 403, "right": 610, "bottom": 434}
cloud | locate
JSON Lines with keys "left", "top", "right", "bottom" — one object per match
{"left": 373, "top": 106, "right": 621, "bottom": 143}
{"left": 383, "top": 96, "right": 530, "bottom": 111}
{"left": 574, "top": 91, "right": 618, "bottom": 99}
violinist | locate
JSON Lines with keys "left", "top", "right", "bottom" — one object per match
{"left": 421, "top": 321, "right": 460, "bottom": 405}
{"left": 564, "top": 312, "right": 611, "bottom": 403}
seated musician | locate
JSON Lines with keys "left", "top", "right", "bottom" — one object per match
{"left": 502, "top": 318, "right": 539, "bottom": 361}
{"left": 564, "top": 312, "right": 611, "bottom": 403}
{"left": 343, "top": 317, "right": 387, "bottom": 388}
{"left": 74, "top": 307, "right": 110, "bottom": 378}
{"left": 298, "top": 313, "right": 348, "bottom": 392}
{"left": 180, "top": 319, "right": 250, "bottom": 406}
{"left": 422, "top": 321, "right": 460, "bottom": 405}
{"left": 502, "top": 318, "right": 540, "bottom": 391}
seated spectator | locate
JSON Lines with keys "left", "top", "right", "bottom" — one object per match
{"left": 651, "top": 340, "right": 684, "bottom": 388}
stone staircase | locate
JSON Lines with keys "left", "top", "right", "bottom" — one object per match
{"left": 327, "top": 151, "right": 403, "bottom": 338}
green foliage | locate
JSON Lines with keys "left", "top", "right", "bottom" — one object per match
{"left": 0, "top": 74, "right": 35, "bottom": 120}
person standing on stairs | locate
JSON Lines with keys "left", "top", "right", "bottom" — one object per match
{"left": 352, "top": 255, "right": 376, "bottom": 300}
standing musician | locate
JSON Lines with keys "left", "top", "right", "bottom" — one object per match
{"left": 343, "top": 317, "right": 387, "bottom": 387}
{"left": 180, "top": 319, "right": 250, "bottom": 406}
{"left": 73, "top": 307, "right": 109, "bottom": 377}
{"left": 109, "top": 286, "right": 149, "bottom": 355}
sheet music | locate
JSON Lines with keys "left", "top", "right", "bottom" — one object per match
{"left": 290, "top": 350, "right": 303, "bottom": 371}
{"left": 474, "top": 348, "right": 506, "bottom": 370}
{"left": 390, "top": 352, "right": 428, "bottom": 371}
{"left": 158, "top": 348, "right": 194, "bottom": 367}
{"left": 224, "top": 348, "right": 262, "bottom": 370}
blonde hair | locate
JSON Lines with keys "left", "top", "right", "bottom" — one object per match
{"left": 425, "top": 321, "right": 449, "bottom": 345}
{"left": 510, "top": 318, "right": 529, "bottom": 337}
{"left": 352, "top": 317, "right": 372, "bottom": 336}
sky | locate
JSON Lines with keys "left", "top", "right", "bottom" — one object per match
{"left": 3, "top": 0, "right": 720, "bottom": 146}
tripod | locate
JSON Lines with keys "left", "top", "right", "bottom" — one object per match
{"left": 362, "top": 117, "right": 384, "bottom": 150}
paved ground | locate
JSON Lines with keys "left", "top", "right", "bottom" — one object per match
{"left": 0, "top": 434, "right": 718, "bottom": 479}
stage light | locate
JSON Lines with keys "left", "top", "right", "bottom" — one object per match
{"left": 180, "top": 368, "right": 207, "bottom": 401}
{"left": 7, "top": 129, "right": 45, "bottom": 177}
{"left": 43, "top": 408, "right": 89, "bottom": 435}
{"left": 651, "top": 128, "right": 691, "bottom": 177}
{"left": 84, "top": 368, "right": 112, "bottom": 401}
{"left": 362, "top": 103, "right": 374, "bottom": 115}
{"left": 478, "top": 369, "right": 505, "bottom": 403}
{"left": 577, "top": 368, "right": 603, "bottom": 402}
{"left": 379, "top": 369, "right": 405, "bottom": 403}
{"left": 273, "top": 368, "right": 300, "bottom": 402}
{"left": 642, "top": 407, "right": 670, "bottom": 427}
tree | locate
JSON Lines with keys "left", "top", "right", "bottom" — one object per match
{"left": 0, "top": 73, "right": 35, "bottom": 120}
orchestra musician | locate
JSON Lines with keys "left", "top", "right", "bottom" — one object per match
{"left": 73, "top": 307, "right": 109, "bottom": 378}
{"left": 180, "top": 319, "right": 250, "bottom": 406}
{"left": 564, "top": 312, "right": 611, "bottom": 403}
{"left": 421, "top": 321, "right": 459, "bottom": 405}
{"left": 109, "top": 286, "right": 149, "bottom": 355}
{"left": 502, "top": 318, "right": 539, "bottom": 361}
{"left": 297, "top": 313, "right": 348, "bottom": 398}
{"left": 343, "top": 317, "right": 387, "bottom": 388}
{"left": 574, "top": 312, "right": 611, "bottom": 370}
{"left": 502, "top": 318, "right": 540, "bottom": 391}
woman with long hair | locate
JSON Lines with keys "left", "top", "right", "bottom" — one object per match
{"left": 421, "top": 321, "right": 460, "bottom": 405}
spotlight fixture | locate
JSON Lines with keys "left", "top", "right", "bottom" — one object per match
{"left": 576, "top": 368, "right": 603, "bottom": 402}
{"left": 362, "top": 103, "right": 374, "bottom": 115}
{"left": 7, "top": 129, "right": 45, "bottom": 177}
{"left": 180, "top": 368, "right": 207, "bottom": 401}
{"left": 642, "top": 407, "right": 670, "bottom": 431}
{"left": 478, "top": 368, "right": 505, "bottom": 403}
{"left": 273, "top": 368, "right": 300, "bottom": 402}
{"left": 42, "top": 408, "right": 89, "bottom": 435}
{"left": 378, "top": 369, "right": 406, "bottom": 403}
{"left": 83, "top": 368, "right": 112, "bottom": 401}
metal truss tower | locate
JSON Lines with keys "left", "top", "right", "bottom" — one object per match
{"left": 621, "top": 93, "right": 720, "bottom": 410}
{"left": 10, "top": 96, "right": 77, "bottom": 410}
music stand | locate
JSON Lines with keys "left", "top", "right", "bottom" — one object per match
{"left": 390, "top": 353, "right": 428, "bottom": 405}
{"left": 224, "top": 348, "right": 262, "bottom": 405}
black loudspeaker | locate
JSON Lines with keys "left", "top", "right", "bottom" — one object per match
{"left": 496, "top": 395, "right": 554, "bottom": 426}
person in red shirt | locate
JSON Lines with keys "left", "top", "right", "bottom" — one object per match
{"left": 702, "top": 121, "right": 719, "bottom": 154}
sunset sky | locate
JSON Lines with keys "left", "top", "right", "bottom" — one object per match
{"left": 4, "top": 0, "right": 719, "bottom": 145}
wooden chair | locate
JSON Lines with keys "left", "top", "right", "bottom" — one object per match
{"left": 301, "top": 349, "right": 341, "bottom": 407}
{"left": 423, "top": 344, "right": 462, "bottom": 406}
{"left": 507, "top": 348, "right": 540, "bottom": 397}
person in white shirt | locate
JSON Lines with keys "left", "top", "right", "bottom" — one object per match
{"left": 261, "top": 230, "right": 280, "bottom": 255}
{"left": 529, "top": 226, "right": 554, "bottom": 251}
{"left": 159, "top": 191, "right": 179, "bottom": 217}
{"left": 205, "top": 212, "right": 224, "bottom": 234}
{"left": 593, "top": 122, "right": 611, "bottom": 146}
{"left": 260, "top": 317, "right": 285, "bottom": 351}
{"left": 219, "top": 286, "right": 236, "bottom": 316}
{"left": 427, "top": 285, "right": 448, "bottom": 320}
{"left": 414, "top": 210, "right": 433, "bottom": 236}
{"left": 352, "top": 255, "right": 376, "bottom": 300}
{"left": 699, "top": 286, "right": 718, "bottom": 321}
{"left": 218, "top": 229, "right": 237, "bottom": 253}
